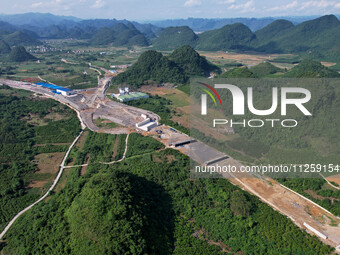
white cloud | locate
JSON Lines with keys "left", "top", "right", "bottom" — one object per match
{"left": 299, "top": 0, "right": 338, "bottom": 10}
{"left": 184, "top": 0, "right": 201, "bottom": 7}
{"left": 29, "top": 0, "right": 73, "bottom": 15}
{"left": 92, "top": 0, "right": 106, "bottom": 8}
{"left": 268, "top": 0, "right": 298, "bottom": 11}
{"left": 31, "top": 0, "right": 67, "bottom": 9}
{"left": 267, "top": 0, "right": 340, "bottom": 13}
{"left": 31, "top": 2, "right": 43, "bottom": 8}
{"left": 229, "top": 0, "right": 254, "bottom": 12}
{"left": 244, "top": 1, "right": 254, "bottom": 8}
{"left": 218, "top": 0, "right": 235, "bottom": 4}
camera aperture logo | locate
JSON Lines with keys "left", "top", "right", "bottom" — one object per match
{"left": 199, "top": 82, "right": 312, "bottom": 128}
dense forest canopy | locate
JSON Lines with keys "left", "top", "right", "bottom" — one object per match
{"left": 168, "top": 45, "right": 219, "bottom": 76}
{"left": 114, "top": 45, "right": 218, "bottom": 87}
{"left": 1, "top": 131, "right": 334, "bottom": 254}
{"left": 7, "top": 46, "right": 36, "bottom": 62}
{"left": 90, "top": 23, "right": 149, "bottom": 47}
{"left": 113, "top": 50, "right": 187, "bottom": 87}
{"left": 219, "top": 59, "right": 340, "bottom": 78}
{"left": 152, "top": 26, "right": 198, "bottom": 50}
{"left": 0, "top": 87, "right": 80, "bottom": 233}
{"left": 151, "top": 15, "right": 340, "bottom": 62}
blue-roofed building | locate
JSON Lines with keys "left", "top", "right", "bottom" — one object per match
{"left": 36, "top": 83, "right": 74, "bottom": 96}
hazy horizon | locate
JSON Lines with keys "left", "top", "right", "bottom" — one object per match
{"left": 1, "top": 0, "right": 340, "bottom": 21}
{"left": 0, "top": 11, "right": 336, "bottom": 23}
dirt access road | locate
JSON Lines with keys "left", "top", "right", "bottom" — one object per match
{"left": 146, "top": 126, "right": 340, "bottom": 250}
{"left": 1, "top": 73, "right": 340, "bottom": 251}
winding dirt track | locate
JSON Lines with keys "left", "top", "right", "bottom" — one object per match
{"left": 0, "top": 130, "right": 84, "bottom": 240}
{"left": 0, "top": 127, "right": 131, "bottom": 240}
{"left": 1, "top": 78, "right": 339, "bottom": 251}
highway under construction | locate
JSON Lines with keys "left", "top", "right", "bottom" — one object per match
{"left": 1, "top": 73, "right": 339, "bottom": 251}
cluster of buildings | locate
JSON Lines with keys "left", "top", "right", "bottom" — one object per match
{"left": 72, "top": 50, "right": 91, "bottom": 54}
{"left": 29, "top": 46, "right": 62, "bottom": 53}
{"left": 110, "top": 64, "right": 132, "bottom": 69}
{"left": 113, "top": 87, "right": 149, "bottom": 102}
{"left": 36, "top": 82, "right": 74, "bottom": 96}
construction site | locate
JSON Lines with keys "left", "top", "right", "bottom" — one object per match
{"left": 113, "top": 87, "right": 149, "bottom": 102}
{"left": 0, "top": 75, "right": 159, "bottom": 135}
{"left": 1, "top": 72, "right": 340, "bottom": 252}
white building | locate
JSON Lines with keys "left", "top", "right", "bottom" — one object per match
{"left": 119, "top": 88, "right": 126, "bottom": 95}
{"left": 56, "top": 88, "right": 74, "bottom": 96}
{"left": 136, "top": 118, "right": 158, "bottom": 131}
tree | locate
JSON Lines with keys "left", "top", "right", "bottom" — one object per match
{"left": 230, "top": 191, "right": 252, "bottom": 217}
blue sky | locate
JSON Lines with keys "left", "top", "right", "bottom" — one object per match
{"left": 2, "top": 0, "right": 340, "bottom": 20}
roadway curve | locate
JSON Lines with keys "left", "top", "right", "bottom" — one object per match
{"left": 320, "top": 173, "right": 340, "bottom": 190}
{"left": 1, "top": 79, "right": 339, "bottom": 250}
{"left": 0, "top": 132, "right": 130, "bottom": 239}
{"left": 63, "top": 133, "right": 130, "bottom": 169}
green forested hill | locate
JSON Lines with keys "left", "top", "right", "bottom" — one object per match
{"left": 253, "top": 19, "right": 294, "bottom": 53}
{"left": 0, "top": 87, "right": 80, "bottom": 235}
{"left": 250, "top": 62, "right": 283, "bottom": 77}
{"left": 152, "top": 26, "right": 198, "bottom": 50}
{"left": 7, "top": 46, "right": 36, "bottom": 62}
{"left": 0, "top": 39, "right": 11, "bottom": 54}
{"left": 113, "top": 50, "right": 187, "bottom": 86}
{"left": 254, "top": 19, "right": 294, "bottom": 43}
{"left": 219, "top": 60, "right": 339, "bottom": 78}
{"left": 220, "top": 67, "right": 257, "bottom": 78}
{"left": 90, "top": 23, "right": 149, "bottom": 46}
{"left": 0, "top": 21, "right": 16, "bottom": 33}
{"left": 196, "top": 23, "right": 255, "bottom": 51}
{"left": 2, "top": 31, "right": 41, "bottom": 46}
{"left": 149, "top": 15, "right": 340, "bottom": 62}
{"left": 198, "top": 64, "right": 340, "bottom": 216}
{"left": 66, "top": 171, "right": 172, "bottom": 254}
{"left": 255, "top": 15, "right": 340, "bottom": 60}
{"left": 114, "top": 46, "right": 218, "bottom": 87}
{"left": 284, "top": 59, "right": 340, "bottom": 78}
{"left": 2, "top": 133, "right": 334, "bottom": 255}
{"left": 168, "top": 45, "right": 219, "bottom": 76}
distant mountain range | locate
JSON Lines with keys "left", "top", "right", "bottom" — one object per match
{"left": 0, "top": 13, "right": 160, "bottom": 40}
{"left": 0, "top": 18, "right": 155, "bottom": 47}
{"left": 0, "top": 13, "right": 81, "bottom": 27}
{"left": 146, "top": 15, "right": 340, "bottom": 31}
{"left": 0, "top": 13, "right": 339, "bottom": 62}
{"left": 148, "top": 17, "right": 276, "bottom": 32}
{"left": 153, "top": 15, "right": 340, "bottom": 61}
{"left": 3, "top": 13, "right": 333, "bottom": 32}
